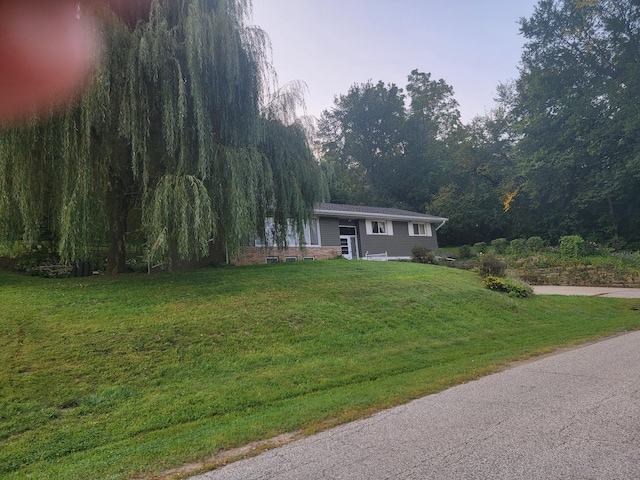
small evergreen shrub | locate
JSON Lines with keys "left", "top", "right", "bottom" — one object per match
{"left": 411, "top": 246, "right": 435, "bottom": 264}
{"left": 458, "top": 245, "right": 472, "bottom": 259}
{"left": 491, "top": 238, "right": 509, "bottom": 254}
{"left": 509, "top": 238, "right": 527, "bottom": 256}
{"left": 559, "top": 235, "right": 585, "bottom": 258}
{"left": 526, "top": 236, "right": 545, "bottom": 252}
{"left": 479, "top": 253, "right": 506, "bottom": 277}
{"left": 483, "top": 275, "right": 533, "bottom": 297}
{"left": 473, "top": 242, "right": 488, "bottom": 254}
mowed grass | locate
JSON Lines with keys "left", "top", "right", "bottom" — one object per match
{"left": 2, "top": 260, "right": 640, "bottom": 479}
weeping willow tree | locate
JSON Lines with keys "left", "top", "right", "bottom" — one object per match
{"left": 0, "top": 0, "right": 323, "bottom": 273}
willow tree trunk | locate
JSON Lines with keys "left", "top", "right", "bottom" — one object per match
{"left": 106, "top": 179, "right": 131, "bottom": 275}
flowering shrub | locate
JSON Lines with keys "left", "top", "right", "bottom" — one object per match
{"left": 483, "top": 275, "right": 533, "bottom": 297}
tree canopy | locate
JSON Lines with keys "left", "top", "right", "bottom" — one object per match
{"left": 317, "top": 0, "right": 640, "bottom": 249}
{"left": 0, "top": 0, "right": 323, "bottom": 273}
{"left": 513, "top": 0, "right": 640, "bottom": 245}
{"left": 318, "top": 71, "right": 461, "bottom": 213}
{"left": 3, "top": 0, "right": 640, "bottom": 257}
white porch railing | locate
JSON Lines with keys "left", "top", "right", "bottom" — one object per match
{"left": 364, "top": 251, "right": 388, "bottom": 261}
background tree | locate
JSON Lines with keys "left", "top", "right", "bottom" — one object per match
{"left": 0, "top": 0, "right": 323, "bottom": 273}
{"left": 318, "top": 80, "right": 406, "bottom": 206}
{"left": 399, "top": 70, "right": 461, "bottom": 211}
{"left": 318, "top": 71, "right": 461, "bottom": 213}
{"left": 514, "top": 0, "right": 640, "bottom": 246}
{"left": 429, "top": 102, "right": 519, "bottom": 245}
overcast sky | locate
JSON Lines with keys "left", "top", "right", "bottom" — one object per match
{"left": 252, "top": 0, "right": 538, "bottom": 123}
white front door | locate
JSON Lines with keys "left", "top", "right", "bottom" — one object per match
{"left": 340, "top": 235, "right": 358, "bottom": 259}
{"left": 339, "top": 225, "right": 359, "bottom": 259}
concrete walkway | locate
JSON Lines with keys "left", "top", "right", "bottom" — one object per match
{"left": 532, "top": 285, "right": 640, "bottom": 298}
{"left": 191, "top": 330, "right": 640, "bottom": 480}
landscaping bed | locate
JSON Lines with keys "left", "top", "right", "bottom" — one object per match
{"left": 514, "top": 265, "right": 640, "bottom": 287}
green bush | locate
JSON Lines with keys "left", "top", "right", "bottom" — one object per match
{"left": 582, "top": 241, "right": 605, "bottom": 257}
{"left": 559, "top": 235, "right": 585, "bottom": 258}
{"left": 483, "top": 275, "right": 506, "bottom": 291}
{"left": 509, "top": 238, "right": 527, "bottom": 256}
{"left": 458, "top": 245, "right": 472, "bottom": 259}
{"left": 526, "top": 236, "right": 545, "bottom": 252}
{"left": 411, "top": 246, "right": 435, "bottom": 264}
{"left": 473, "top": 242, "right": 488, "bottom": 254}
{"left": 479, "top": 253, "right": 506, "bottom": 277}
{"left": 491, "top": 238, "right": 509, "bottom": 254}
{"left": 483, "top": 275, "right": 533, "bottom": 297}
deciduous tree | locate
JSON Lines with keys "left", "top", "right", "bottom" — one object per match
{"left": 318, "top": 80, "right": 406, "bottom": 206}
{"left": 515, "top": 0, "right": 640, "bottom": 245}
{"left": 0, "top": 0, "right": 323, "bottom": 273}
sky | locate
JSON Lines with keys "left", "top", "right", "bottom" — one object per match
{"left": 251, "top": 0, "right": 539, "bottom": 124}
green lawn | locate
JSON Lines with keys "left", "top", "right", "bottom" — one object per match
{"left": 2, "top": 260, "right": 640, "bottom": 479}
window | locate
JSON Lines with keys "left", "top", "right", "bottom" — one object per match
{"left": 308, "top": 218, "right": 320, "bottom": 246}
{"left": 340, "top": 237, "right": 350, "bottom": 255}
{"left": 339, "top": 226, "right": 356, "bottom": 236}
{"left": 409, "top": 222, "right": 432, "bottom": 237}
{"left": 372, "top": 221, "right": 386, "bottom": 234}
{"left": 256, "top": 218, "right": 321, "bottom": 247}
{"left": 365, "top": 220, "right": 393, "bottom": 236}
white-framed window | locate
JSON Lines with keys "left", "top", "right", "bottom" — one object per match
{"left": 373, "top": 221, "right": 386, "bottom": 234}
{"left": 365, "top": 220, "right": 393, "bottom": 236}
{"left": 308, "top": 218, "right": 320, "bottom": 246}
{"left": 255, "top": 218, "right": 321, "bottom": 247}
{"left": 408, "top": 222, "right": 432, "bottom": 237}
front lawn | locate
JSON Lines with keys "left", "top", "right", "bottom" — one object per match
{"left": 2, "top": 260, "right": 639, "bottom": 479}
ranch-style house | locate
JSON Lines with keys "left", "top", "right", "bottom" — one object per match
{"left": 235, "top": 202, "right": 448, "bottom": 265}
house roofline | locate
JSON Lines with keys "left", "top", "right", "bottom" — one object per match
{"left": 313, "top": 207, "right": 448, "bottom": 225}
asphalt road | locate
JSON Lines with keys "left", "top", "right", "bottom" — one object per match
{"left": 191, "top": 328, "right": 640, "bottom": 480}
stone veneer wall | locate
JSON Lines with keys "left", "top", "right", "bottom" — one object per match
{"left": 233, "top": 246, "right": 342, "bottom": 265}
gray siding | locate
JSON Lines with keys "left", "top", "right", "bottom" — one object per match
{"left": 318, "top": 216, "right": 439, "bottom": 258}
{"left": 319, "top": 217, "right": 340, "bottom": 247}
{"left": 358, "top": 220, "right": 439, "bottom": 258}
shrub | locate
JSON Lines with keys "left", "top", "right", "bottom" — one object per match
{"left": 458, "top": 245, "right": 472, "bottom": 259}
{"left": 479, "top": 253, "right": 506, "bottom": 277}
{"left": 483, "top": 275, "right": 506, "bottom": 292}
{"left": 473, "top": 242, "right": 488, "bottom": 254}
{"left": 491, "top": 238, "right": 509, "bottom": 254}
{"left": 509, "top": 238, "right": 527, "bottom": 256}
{"left": 608, "top": 237, "right": 627, "bottom": 252}
{"left": 582, "top": 241, "right": 605, "bottom": 257}
{"left": 526, "top": 236, "right": 545, "bottom": 252}
{"left": 483, "top": 275, "right": 533, "bottom": 297}
{"left": 411, "top": 246, "right": 435, "bottom": 264}
{"left": 559, "top": 235, "right": 585, "bottom": 258}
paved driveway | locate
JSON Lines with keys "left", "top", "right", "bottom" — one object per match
{"left": 532, "top": 286, "right": 640, "bottom": 298}
{"left": 191, "top": 330, "right": 640, "bottom": 480}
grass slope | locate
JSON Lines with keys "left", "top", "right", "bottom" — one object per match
{"left": 2, "top": 260, "right": 640, "bottom": 479}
